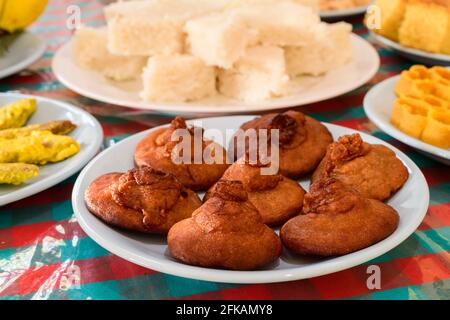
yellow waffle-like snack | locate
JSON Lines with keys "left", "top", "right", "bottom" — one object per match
{"left": 396, "top": 66, "right": 450, "bottom": 101}
{"left": 422, "top": 108, "right": 450, "bottom": 147}
{"left": 391, "top": 65, "right": 450, "bottom": 149}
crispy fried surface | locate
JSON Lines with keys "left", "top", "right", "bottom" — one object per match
{"left": 0, "top": 120, "right": 76, "bottom": 139}
{"left": 168, "top": 180, "right": 282, "bottom": 270}
{"left": 134, "top": 117, "right": 229, "bottom": 191}
{"left": 232, "top": 111, "right": 333, "bottom": 178}
{"left": 311, "top": 134, "right": 409, "bottom": 201}
{"left": 84, "top": 167, "right": 202, "bottom": 234}
{"left": 205, "top": 159, "right": 305, "bottom": 226}
{"left": 281, "top": 178, "right": 399, "bottom": 256}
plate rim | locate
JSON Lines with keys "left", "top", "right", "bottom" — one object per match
{"left": 370, "top": 31, "right": 450, "bottom": 63}
{"left": 0, "top": 92, "right": 104, "bottom": 206}
{"left": 0, "top": 31, "right": 47, "bottom": 80}
{"left": 320, "top": 5, "right": 368, "bottom": 19}
{"left": 363, "top": 75, "right": 450, "bottom": 161}
{"left": 72, "top": 116, "right": 429, "bottom": 284}
{"left": 52, "top": 33, "right": 380, "bottom": 114}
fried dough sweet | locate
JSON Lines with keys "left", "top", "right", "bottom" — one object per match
{"left": 205, "top": 159, "right": 305, "bottom": 226}
{"left": 311, "top": 134, "right": 409, "bottom": 201}
{"left": 85, "top": 166, "right": 202, "bottom": 234}
{"left": 281, "top": 178, "right": 399, "bottom": 256}
{"left": 168, "top": 180, "right": 282, "bottom": 270}
{"left": 135, "top": 117, "right": 229, "bottom": 191}
{"left": 231, "top": 111, "right": 333, "bottom": 178}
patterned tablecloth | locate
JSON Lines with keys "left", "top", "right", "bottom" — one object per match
{"left": 0, "top": 0, "right": 448, "bottom": 300}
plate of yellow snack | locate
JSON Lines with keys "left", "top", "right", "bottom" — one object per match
{"left": 0, "top": 93, "right": 103, "bottom": 206}
{"left": 364, "top": 65, "right": 450, "bottom": 165}
{"left": 52, "top": 0, "right": 379, "bottom": 114}
{"left": 367, "top": 0, "right": 450, "bottom": 66}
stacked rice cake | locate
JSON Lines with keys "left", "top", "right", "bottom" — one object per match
{"left": 140, "top": 55, "right": 216, "bottom": 102}
{"left": 73, "top": 27, "right": 147, "bottom": 81}
{"left": 285, "top": 22, "right": 353, "bottom": 77}
{"left": 104, "top": 0, "right": 229, "bottom": 56}
{"left": 218, "top": 46, "right": 289, "bottom": 102}
{"left": 73, "top": 0, "right": 352, "bottom": 103}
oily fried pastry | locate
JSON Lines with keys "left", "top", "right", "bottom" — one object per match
{"left": 311, "top": 134, "right": 408, "bottom": 201}
{"left": 168, "top": 180, "right": 282, "bottom": 270}
{"left": 85, "top": 166, "right": 202, "bottom": 234}
{"left": 204, "top": 158, "right": 305, "bottom": 226}
{"left": 231, "top": 111, "right": 333, "bottom": 179}
{"left": 281, "top": 178, "right": 399, "bottom": 256}
{"left": 134, "top": 117, "right": 229, "bottom": 191}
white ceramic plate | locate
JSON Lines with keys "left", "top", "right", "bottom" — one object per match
{"left": 364, "top": 75, "right": 450, "bottom": 165}
{"left": 72, "top": 116, "right": 428, "bottom": 284}
{"left": 0, "top": 93, "right": 103, "bottom": 206}
{"left": 0, "top": 31, "right": 46, "bottom": 79}
{"left": 53, "top": 34, "right": 379, "bottom": 114}
{"left": 320, "top": 5, "right": 368, "bottom": 20}
{"left": 371, "top": 32, "right": 450, "bottom": 66}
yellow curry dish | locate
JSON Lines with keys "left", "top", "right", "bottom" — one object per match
{"left": 0, "top": 98, "right": 37, "bottom": 130}
{"left": 0, "top": 130, "right": 80, "bottom": 165}
{"left": 390, "top": 65, "right": 450, "bottom": 149}
{"left": 0, "top": 163, "right": 39, "bottom": 185}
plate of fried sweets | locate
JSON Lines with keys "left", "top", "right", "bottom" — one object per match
{"left": 72, "top": 111, "right": 428, "bottom": 283}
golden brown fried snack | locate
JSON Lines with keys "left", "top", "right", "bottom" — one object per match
{"left": 135, "top": 117, "right": 229, "bottom": 191}
{"left": 84, "top": 166, "right": 202, "bottom": 234}
{"left": 311, "top": 134, "right": 409, "bottom": 201}
{"left": 281, "top": 178, "right": 399, "bottom": 256}
{"left": 168, "top": 180, "right": 282, "bottom": 270}
{"left": 205, "top": 159, "right": 305, "bottom": 226}
{"left": 231, "top": 111, "right": 333, "bottom": 178}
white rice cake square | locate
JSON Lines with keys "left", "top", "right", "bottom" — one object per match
{"left": 140, "top": 54, "right": 217, "bottom": 102}
{"left": 185, "top": 11, "right": 257, "bottom": 69}
{"left": 104, "top": 0, "right": 229, "bottom": 56}
{"left": 218, "top": 46, "right": 289, "bottom": 102}
{"left": 73, "top": 26, "right": 147, "bottom": 81}
{"left": 231, "top": 1, "right": 320, "bottom": 46}
{"left": 285, "top": 22, "right": 353, "bottom": 76}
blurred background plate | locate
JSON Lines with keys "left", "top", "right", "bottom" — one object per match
{"left": 371, "top": 32, "right": 450, "bottom": 66}
{"left": 320, "top": 5, "right": 368, "bottom": 20}
{"left": 364, "top": 75, "right": 450, "bottom": 165}
{"left": 53, "top": 34, "right": 379, "bottom": 115}
{"left": 0, "top": 31, "right": 46, "bottom": 79}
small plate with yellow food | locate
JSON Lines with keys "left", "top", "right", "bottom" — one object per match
{"left": 0, "top": 93, "right": 103, "bottom": 206}
{"left": 367, "top": 0, "right": 450, "bottom": 66}
{"left": 364, "top": 65, "right": 450, "bottom": 165}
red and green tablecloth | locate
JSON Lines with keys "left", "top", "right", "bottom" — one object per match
{"left": 0, "top": 0, "right": 448, "bottom": 300}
